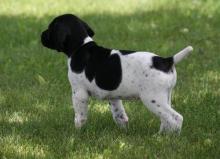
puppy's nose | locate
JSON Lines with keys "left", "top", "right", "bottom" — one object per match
{"left": 41, "top": 30, "right": 49, "bottom": 47}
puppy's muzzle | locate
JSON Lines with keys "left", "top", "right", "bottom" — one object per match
{"left": 41, "top": 30, "right": 50, "bottom": 48}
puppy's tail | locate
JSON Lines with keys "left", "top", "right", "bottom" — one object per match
{"left": 151, "top": 46, "right": 193, "bottom": 73}
{"left": 173, "top": 46, "right": 193, "bottom": 64}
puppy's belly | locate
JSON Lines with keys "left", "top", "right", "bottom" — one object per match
{"left": 90, "top": 93, "right": 138, "bottom": 100}
{"left": 87, "top": 85, "right": 139, "bottom": 100}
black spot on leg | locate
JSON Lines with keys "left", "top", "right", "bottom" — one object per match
{"left": 81, "top": 101, "right": 85, "bottom": 104}
{"left": 87, "top": 91, "right": 91, "bottom": 96}
{"left": 114, "top": 108, "right": 118, "bottom": 112}
{"left": 116, "top": 114, "right": 120, "bottom": 118}
{"left": 145, "top": 74, "right": 148, "bottom": 77}
{"left": 151, "top": 100, "right": 156, "bottom": 103}
{"left": 81, "top": 112, "right": 84, "bottom": 116}
{"left": 157, "top": 104, "right": 160, "bottom": 107}
{"left": 119, "top": 114, "right": 124, "bottom": 119}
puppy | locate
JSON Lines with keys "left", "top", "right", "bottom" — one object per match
{"left": 41, "top": 14, "right": 193, "bottom": 134}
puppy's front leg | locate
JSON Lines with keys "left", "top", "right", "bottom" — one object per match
{"left": 109, "top": 99, "right": 128, "bottom": 128}
{"left": 72, "top": 89, "right": 88, "bottom": 128}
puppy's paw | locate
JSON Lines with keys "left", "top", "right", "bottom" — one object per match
{"left": 74, "top": 117, "right": 87, "bottom": 129}
{"left": 114, "top": 113, "right": 129, "bottom": 129}
{"left": 159, "top": 120, "right": 182, "bottom": 135}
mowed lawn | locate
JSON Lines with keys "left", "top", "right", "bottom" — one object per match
{"left": 0, "top": 0, "right": 219, "bottom": 158}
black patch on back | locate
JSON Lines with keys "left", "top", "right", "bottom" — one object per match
{"left": 120, "top": 50, "right": 136, "bottom": 55}
{"left": 151, "top": 56, "right": 174, "bottom": 73}
{"left": 70, "top": 42, "right": 122, "bottom": 91}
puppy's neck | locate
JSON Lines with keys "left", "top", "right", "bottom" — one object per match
{"left": 83, "top": 36, "right": 93, "bottom": 45}
{"left": 68, "top": 36, "right": 95, "bottom": 57}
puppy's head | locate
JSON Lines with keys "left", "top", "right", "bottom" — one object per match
{"left": 41, "top": 14, "right": 94, "bottom": 56}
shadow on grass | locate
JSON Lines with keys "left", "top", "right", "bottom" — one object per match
{"left": 1, "top": 8, "right": 220, "bottom": 158}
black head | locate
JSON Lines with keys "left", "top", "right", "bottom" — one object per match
{"left": 41, "top": 14, "right": 94, "bottom": 56}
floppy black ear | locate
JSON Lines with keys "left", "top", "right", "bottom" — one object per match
{"left": 81, "top": 21, "right": 95, "bottom": 37}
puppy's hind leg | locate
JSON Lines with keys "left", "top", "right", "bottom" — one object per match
{"left": 109, "top": 99, "right": 129, "bottom": 128}
{"left": 72, "top": 89, "right": 89, "bottom": 128}
{"left": 140, "top": 92, "right": 183, "bottom": 134}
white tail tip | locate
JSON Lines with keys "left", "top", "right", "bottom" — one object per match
{"left": 186, "top": 46, "right": 193, "bottom": 52}
{"left": 174, "top": 46, "right": 193, "bottom": 64}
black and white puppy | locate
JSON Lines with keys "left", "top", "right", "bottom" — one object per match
{"left": 41, "top": 14, "right": 193, "bottom": 134}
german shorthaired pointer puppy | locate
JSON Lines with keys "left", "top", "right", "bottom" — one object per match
{"left": 41, "top": 14, "right": 193, "bottom": 134}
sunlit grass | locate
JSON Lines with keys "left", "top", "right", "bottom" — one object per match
{"left": 2, "top": 135, "right": 49, "bottom": 158}
{"left": 0, "top": 0, "right": 220, "bottom": 159}
{"left": 1, "top": 0, "right": 220, "bottom": 17}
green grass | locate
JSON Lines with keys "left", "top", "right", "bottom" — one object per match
{"left": 0, "top": 0, "right": 220, "bottom": 158}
